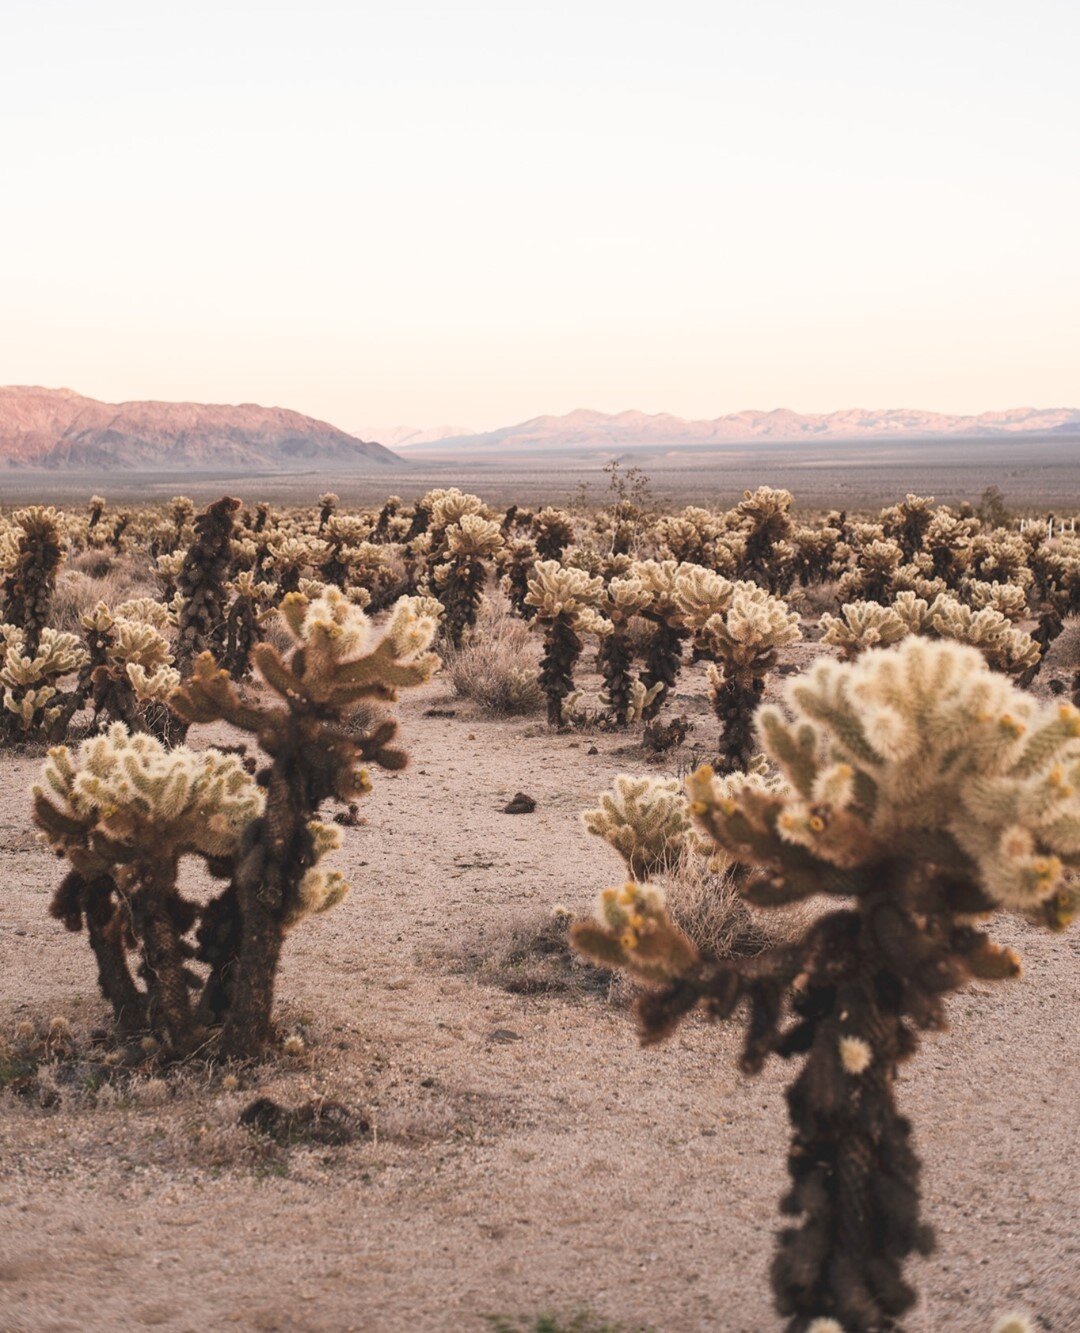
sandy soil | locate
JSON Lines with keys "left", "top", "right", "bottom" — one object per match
{"left": 1, "top": 648, "right": 1078, "bottom": 1333}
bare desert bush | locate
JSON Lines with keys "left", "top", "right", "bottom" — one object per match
{"left": 444, "top": 606, "right": 545, "bottom": 716}
{"left": 443, "top": 908, "right": 615, "bottom": 998}
{"left": 662, "top": 847, "right": 817, "bottom": 960}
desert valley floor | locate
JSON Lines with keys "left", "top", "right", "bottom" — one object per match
{"left": 1, "top": 646, "right": 1077, "bottom": 1333}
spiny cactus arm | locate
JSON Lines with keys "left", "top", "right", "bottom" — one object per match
{"left": 570, "top": 882, "right": 700, "bottom": 984}
{"left": 170, "top": 652, "right": 269, "bottom": 732}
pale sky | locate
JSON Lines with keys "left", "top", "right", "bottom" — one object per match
{"left": 2, "top": 0, "right": 1078, "bottom": 431}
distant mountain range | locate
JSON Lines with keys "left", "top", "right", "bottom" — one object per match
{"left": 383, "top": 406, "right": 1080, "bottom": 455}
{"left": 0, "top": 387, "right": 401, "bottom": 470}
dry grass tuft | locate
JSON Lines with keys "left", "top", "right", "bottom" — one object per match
{"left": 444, "top": 605, "right": 544, "bottom": 716}
{"left": 663, "top": 847, "right": 817, "bottom": 959}
{"left": 445, "top": 909, "right": 617, "bottom": 998}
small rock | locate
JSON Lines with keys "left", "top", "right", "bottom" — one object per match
{"left": 503, "top": 792, "right": 536, "bottom": 814}
{"left": 587, "top": 745, "right": 599, "bottom": 755}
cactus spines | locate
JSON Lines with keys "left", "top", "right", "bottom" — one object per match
{"left": 582, "top": 775, "right": 699, "bottom": 879}
{"left": 525, "top": 561, "right": 606, "bottom": 726}
{"left": 34, "top": 725, "right": 263, "bottom": 1049}
{"left": 176, "top": 496, "right": 241, "bottom": 672}
{"left": 701, "top": 584, "right": 801, "bottom": 772}
{"left": 436, "top": 514, "right": 504, "bottom": 646}
{"left": 171, "top": 587, "right": 439, "bottom": 1057}
{"left": 0, "top": 505, "right": 65, "bottom": 655}
{"left": 573, "top": 638, "right": 1080, "bottom": 1331}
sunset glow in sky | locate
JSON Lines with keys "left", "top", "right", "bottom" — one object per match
{"left": 3, "top": 0, "right": 1078, "bottom": 430}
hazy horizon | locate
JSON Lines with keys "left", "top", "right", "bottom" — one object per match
{"left": 4, "top": 0, "right": 1078, "bottom": 431}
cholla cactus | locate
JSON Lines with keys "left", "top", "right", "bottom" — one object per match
{"left": 573, "top": 638, "right": 1079, "bottom": 1332}
{"left": 820, "top": 601, "right": 909, "bottom": 659}
{"left": 734, "top": 487, "right": 795, "bottom": 591}
{"left": 499, "top": 536, "right": 539, "bottom": 620}
{"left": 881, "top": 493, "right": 935, "bottom": 561}
{"left": 596, "top": 573, "right": 654, "bottom": 725}
{"left": 960, "top": 577, "right": 1028, "bottom": 621}
{"left": 176, "top": 497, "right": 241, "bottom": 671}
{"left": 1, "top": 624, "right": 87, "bottom": 739}
{"left": 928, "top": 594, "right": 1041, "bottom": 680}
{"left": 532, "top": 507, "right": 575, "bottom": 560}
{"left": 222, "top": 569, "right": 275, "bottom": 678}
{"left": 434, "top": 513, "right": 504, "bottom": 646}
{"left": 837, "top": 538, "right": 903, "bottom": 603}
{"left": 582, "top": 775, "right": 698, "bottom": 879}
{"left": 171, "top": 587, "right": 439, "bottom": 1056}
{"left": 73, "top": 602, "right": 184, "bottom": 740}
{"left": 701, "top": 584, "right": 801, "bottom": 772}
{"left": 790, "top": 523, "right": 842, "bottom": 587}
{"left": 317, "top": 491, "right": 339, "bottom": 530}
{"left": 35, "top": 725, "right": 263, "bottom": 1046}
{"left": 634, "top": 560, "right": 695, "bottom": 721}
{"left": 525, "top": 561, "right": 606, "bottom": 726}
{"left": 0, "top": 506, "right": 66, "bottom": 655}
{"left": 823, "top": 591, "right": 1040, "bottom": 680}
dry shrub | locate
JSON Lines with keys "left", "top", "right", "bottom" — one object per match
{"left": 663, "top": 847, "right": 817, "bottom": 959}
{"left": 444, "top": 607, "right": 544, "bottom": 716}
{"left": 69, "top": 548, "right": 115, "bottom": 579}
{"left": 446, "top": 909, "right": 615, "bottom": 998}
{"left": 799, "top": 577, "right": 842, "bottom": 621}
{"left": 50, "top": 569, "right": 127, "bottom": 633}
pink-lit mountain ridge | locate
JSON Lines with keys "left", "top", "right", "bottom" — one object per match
{"left": 387, "top": 406, "right": 1080, "bottom": 453}
{"left": 0, "top": 387, "right": 401, "bottom": 470}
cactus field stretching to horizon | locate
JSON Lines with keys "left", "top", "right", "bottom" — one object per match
{"left": 1, "top": 482, "right": 1077, "bottom": 1333}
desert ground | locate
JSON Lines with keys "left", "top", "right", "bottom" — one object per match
{"left": 1, "top": 602, "right": 1078, "bottom": 1333}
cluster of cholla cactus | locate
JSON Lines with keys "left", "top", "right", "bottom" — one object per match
{"left": 821, "top": 590, "right": 1040, "bottom": 680}
{"left": 573, "top": 637, "right": 1078, "bottom": 1332}
{"left": 35, "top": 583, "right": 439, "bottom": 1058}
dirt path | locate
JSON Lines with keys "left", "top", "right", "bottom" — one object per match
{"left": 1, "top": 669, "right": 1078, "bottom": 1333}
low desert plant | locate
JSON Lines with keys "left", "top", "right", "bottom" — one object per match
{"left": 444, "top": 609, "right": 544, "bottom": 715}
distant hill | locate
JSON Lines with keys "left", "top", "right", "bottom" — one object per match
{"left": 0, "top": 387, "right": 402, "bottom": 470}
{"left": 392, "top": 406, "right": 1080, "bottom": 456}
